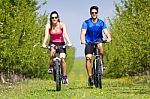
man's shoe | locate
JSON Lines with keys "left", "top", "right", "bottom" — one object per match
{"left": 88, "top": 76, "right": 94, "bottom": 86}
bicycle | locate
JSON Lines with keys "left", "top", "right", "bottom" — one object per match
{"left": 86, "top": 40, "right": 107, "bottom": 89}
{"left": 45, "top": 44, "right": 66, "bottom": 91}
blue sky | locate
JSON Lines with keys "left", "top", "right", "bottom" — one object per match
{"left": 37, "top": 0, "right": 121, "bottom": 58}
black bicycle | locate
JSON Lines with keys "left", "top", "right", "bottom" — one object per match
{"left": 46, "top": 44, "right": 66, "bottom": 91}
{"left": 87, "top": 40, "right": 107, "bottom": 89}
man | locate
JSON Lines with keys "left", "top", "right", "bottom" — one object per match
{"left": 80, "top": 6, "right": 111, "bottom": 86}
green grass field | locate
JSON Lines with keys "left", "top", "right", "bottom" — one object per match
{"left": 0, "top": 59, "right": 150, "bottom": 99}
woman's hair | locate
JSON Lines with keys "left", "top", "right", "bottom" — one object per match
{"left": 49, "top": 11, "right": 60, "bottom": 28}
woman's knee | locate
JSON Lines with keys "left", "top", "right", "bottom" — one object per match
{"left": 60, "top": 53, "right": 66, "bottom": 59}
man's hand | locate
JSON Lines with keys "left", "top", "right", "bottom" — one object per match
{"left": 81, "top": 40, "right": 86, "bottom": 44}
{"left": 106, "top": 38, "right": 112, "bottom": 43}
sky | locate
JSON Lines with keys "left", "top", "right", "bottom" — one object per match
{"left": 37, "top": 0, "right": 121, "bottom": 58}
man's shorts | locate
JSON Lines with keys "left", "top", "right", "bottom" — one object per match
{"left": 85, "top": 43, "right": 95, "bottom": 55}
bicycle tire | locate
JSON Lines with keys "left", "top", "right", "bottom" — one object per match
{"left": 54, "top": 60, "right": 61, "bottom": 91}
{"left": 93, "top": 59, "right": 98, "bottom": 87}
{"left": 95, "top": 59, "right": 102, "bottom": 89}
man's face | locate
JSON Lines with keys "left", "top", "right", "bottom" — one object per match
{"left": 90, "top": 9, "right": 98, "bottom": 19}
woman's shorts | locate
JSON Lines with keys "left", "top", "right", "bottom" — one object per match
{"left": 49, "top": 42, "right": 66, "bottom": 54}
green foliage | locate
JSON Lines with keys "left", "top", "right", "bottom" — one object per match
{"left": 104, "top": 0, "right": 150, "bottom": 78}
{"left": 66, "top": 47, "right": 75, "bottom": 74}
{"left": 0, "top": 0, "right": 75, "bottom": 79}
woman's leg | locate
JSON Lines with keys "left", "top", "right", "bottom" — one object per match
{"left": 60, "top": 53, "right": 66, "bottom": 76}
{"left": 50, "top": 48, "right": 55, "bottom": 64}
{"left": 48, "top": 48, "right": 55, "bottom": 74}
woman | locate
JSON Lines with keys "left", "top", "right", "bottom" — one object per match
{"left": 42, "top": 11, "right": 72, "bottom": 84}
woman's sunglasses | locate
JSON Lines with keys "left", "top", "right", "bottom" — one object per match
{"left": 51, "top": 17, "right": 58, "bottom": 19}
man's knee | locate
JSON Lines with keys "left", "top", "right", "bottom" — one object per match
{"left": 98, "top": 44, "right": 104, "bottom": 55}
{"left": 86, "top": 57, "right": 92, "bottom": 63}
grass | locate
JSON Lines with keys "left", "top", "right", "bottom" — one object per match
{"left": 0, "top": 59, "right": 150, "bottom": 99}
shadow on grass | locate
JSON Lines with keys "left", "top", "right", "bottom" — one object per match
{"left": 69, "top": 86, "right": 94, "bottom": 90}
{"left": 108, "top": 85, "right": 150, "bottom": 95}
{"left": 120, "top": 88, "right": 150, "bottom": 95}
{"left": 47, "top": 86, "right": 94, "bottom": 92}
{"left": 47, "top": 89, "right": 57, "bottom": 92}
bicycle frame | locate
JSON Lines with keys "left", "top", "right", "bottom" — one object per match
{"left": 86, "top": 41, "right": 107, "bottom": 89}
{"left": 47, "top": 44, "right": 66, "bottom": 91}
{"left": 93, "top": 45, "right": 103, "bottom": 75}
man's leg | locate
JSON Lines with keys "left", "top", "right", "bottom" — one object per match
{"left": 85, "top": 43, "right": 94, "bottom": 86}
{"left": 98, "top": 43, "right": 105, "bottom": 69}
{"left": 85, "top": 54, "right": 93, "bottom": 77}
{"left": 85, "top": 54, "right": 94, "bottom": 86}
{"left": 98, "top": 43, "right": 104, "bottom": 59}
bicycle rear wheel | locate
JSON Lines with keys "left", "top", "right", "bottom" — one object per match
{"left": 95, "top": 59, "right": 102, "bottom": 89}
{"left": 54, "top": 60, "right": 61, "bottom": 91}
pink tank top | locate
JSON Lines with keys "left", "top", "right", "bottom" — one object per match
{"left": 49, "top": 24, "right": 65, "bottom": 42}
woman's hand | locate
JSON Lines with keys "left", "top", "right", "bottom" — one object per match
{"left": 67, "top": 43, "right": 72, "bottom": 47}
{"left": 42, "top": 44, "right": 47, "bottom": 48}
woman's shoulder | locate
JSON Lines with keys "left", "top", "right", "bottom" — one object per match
{"left": 60, "top": 22, "right": 66, "bottom": 28}
{"left": 45, "top": 23, "right": 50, "bottom": 28}
{"left": 60, "top": 22, "right": 65, "bottom": 26}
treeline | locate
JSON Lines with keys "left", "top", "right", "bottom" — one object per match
{"left": 104, "top": 0, "right": 150, "bottom": 78}
{"left": 0, "top": 0, "right": 75, "bottom": 82}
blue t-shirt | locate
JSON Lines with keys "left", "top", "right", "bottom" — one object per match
{"left": 81, "top": 18, "right": 107, "bottom": 42}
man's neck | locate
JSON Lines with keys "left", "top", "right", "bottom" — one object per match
{"left": 92, "top": 18, "right": 98, "bottom": 23}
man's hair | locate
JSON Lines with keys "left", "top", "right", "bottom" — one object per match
{"left": 90, "top": 6, "right": 99, "bottom": 12}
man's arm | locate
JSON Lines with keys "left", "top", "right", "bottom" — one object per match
{"left": 80, "top": 29, "right": 86, "bottom": 44}
{"left": 103, "top": 29, "right": 111, "bottom": 42}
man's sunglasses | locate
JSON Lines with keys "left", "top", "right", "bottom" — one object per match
{"left": 51, "top": 17, "right": 58, "bottom": 19}
{"left": 91, "top": 12, "right": 98, "bottom": 14}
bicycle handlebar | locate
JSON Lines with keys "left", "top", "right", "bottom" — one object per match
{"left": 42, "top": 44, "right": 66, "bottom": 50}
{"left": 50, "top": 45, "right": 66, "bottom": 49}
{"left": 82, "top": 40, "right": 108, "bottom": 45}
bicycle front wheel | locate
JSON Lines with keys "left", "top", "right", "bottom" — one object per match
{"left": 95, "top": 59, "right": 102, "bottom": 89}
{"left": 54, "top": 60, "right": 61, "bottom": 91}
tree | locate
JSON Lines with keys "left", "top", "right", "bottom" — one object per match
{"left": 104, "top": 0, "right": 150, "bottom": 77}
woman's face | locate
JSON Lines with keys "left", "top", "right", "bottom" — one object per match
{"left": 51, "top": 13, "right": 58, "bottom": 24}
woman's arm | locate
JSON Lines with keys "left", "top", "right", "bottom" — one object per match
{"left": 61, "top": 23, "right": 72, "bottom": 46}
{"left": 42, "top": 23, "right": 50, "bottom": 47}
